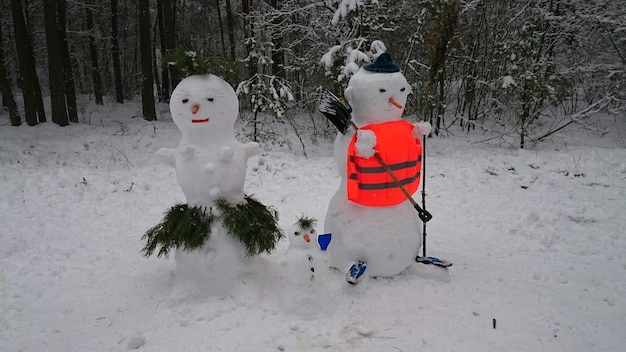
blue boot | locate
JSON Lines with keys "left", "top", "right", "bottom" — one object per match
{"left": 346, "top": 260, "right": 367, "bottom": 284}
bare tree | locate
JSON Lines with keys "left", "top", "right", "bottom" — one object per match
{"left": 110, "top": 0, "right": 124, "bottom": 103}
{"left": 216, "top": 0, "right": 227, "bottom": 57}
{"left": 161, "top": 0, "right": 178, "bottom": 91}
{"left": 139, "top": 0, "right": 156, "bottom": 120}
{"left": 269, "top": 0, "right": 284, "bottom": 78}
{"left": 0, "top": 17, "right": 21, "bottom": 126}
{"left": 43, "top": 0, "right": 69, "bottom": 126}
{"left": 56, "top": 0, "right": 78, "bottom": 123}
{"left": 423, "top": 0, "right": 462, "bottom": 135}
{"left": 85, "top": 1, "right": 103, "bottom": 105}
{"left": 10, "top": 0, "right": 46, "bottom": 125}
{"left": 224, "top": 0, "right": 236, "bottom": 61}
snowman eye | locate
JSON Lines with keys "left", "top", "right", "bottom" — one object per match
{"left": 379, "top": 88, "right": 386, "bottom": 93}
{"left": 207, "top": 97, "right": 214, "bottom": 102}
{"left": 400, "top": 87, "right": 406, "bottom": 92}
{"left": 311, "top": 229, "right": 316, "bottom": 234}
{"left": 182, "top": 98, "right": 189, "bottom": 104}
{"left": 294, "top": 231, "right": 300, "bottom": 236}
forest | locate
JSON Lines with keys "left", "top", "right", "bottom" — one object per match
{"left": 1, "top": 0, "right": 624, "bottom": 148}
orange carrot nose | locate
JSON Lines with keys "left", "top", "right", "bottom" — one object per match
{"left": 389, "top": 97, "right": 403, "bottom": 109}
{"left": 303, "top": 234, "right": 311, "bottom": 243}
{"left": 191, "top": 104, "right": 200, "bottom": 115}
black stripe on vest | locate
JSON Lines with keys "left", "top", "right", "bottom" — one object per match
{"left": 348, "top": 172, "right": 421, "bottom": 190}
{"left": 348, "top": 156, "right": 422, "bottom": 174}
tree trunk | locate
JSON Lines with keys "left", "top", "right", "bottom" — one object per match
{"left": 152, "top": 18, "right": 162, "bottom": 101}
{"left": 270, "top": 0, "right": 284, "bottom": 77}
{"left": 216, "top": 0, "right": 227, "bottom": 57}
{"left": 0, "top": 19, "right": 21, "bottom": 126}
{"left": 156, "top": 0, "right": 170, "bottom": 101}
{"left": 10, "top": 0, "right": 45, "bottom": 125}
{"left": 225, "top": 0, "right": 236, "bottom": 61}
{"left": 110, "top": 0, "right": 124, "bottom": 103}
{"left": 56, "top": 0, "right": 78, "bottom": 123}
{"left": 242, "top": 0, "right": 256, "bottom": 76}
{"left": 86, "top": 2, "right": 103, "bottom": 105}
{"left": 43, "top": 0, "right": 69, "bottom": 126}
{"left": 139, "top": 0, "right": 157, "bottom": 121}
{"left": 23, "top": 0, "right": 47, "bottom": 124}
{"left": 161, "top": 0, "right": 178, "bottom": 88}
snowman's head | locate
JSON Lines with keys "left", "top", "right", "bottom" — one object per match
{"left": 287, "top": 220, "right": 317, "bottom": 249}
{"left": 344, "top": 53, "right": 412, "bottom": 126}
{"left": 169, "top": 74, "right": 239, "bottom": 134}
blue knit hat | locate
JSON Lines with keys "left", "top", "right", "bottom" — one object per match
{"left": 363, "top": 52, "right": 400, "bottom": 73}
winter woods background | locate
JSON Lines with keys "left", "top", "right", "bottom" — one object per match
{"left": 1, "top": 0, "right": 624, "bottom": 148}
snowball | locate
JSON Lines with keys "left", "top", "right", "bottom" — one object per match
{"left": 354, "top": 130, "right": 376, "bottom": 158}
{"left": 127, "top": 334, "right": 145, "bottom": 350}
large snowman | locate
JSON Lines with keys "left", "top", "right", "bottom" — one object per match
{"left": 156, "top": 74, "right": 261, "bottom": 283}
{"left": 324, "top": 53, "right": 431, "bottom": 284}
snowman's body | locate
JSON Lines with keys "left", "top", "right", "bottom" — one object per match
{"left": 157, "top": 74, "right": 259, "bottom": 280}
{"left": 324, "top": 54, "right": 430, "bottom": 278}
{"left": 172, "top": 136, "right": 251, "bottom": 207}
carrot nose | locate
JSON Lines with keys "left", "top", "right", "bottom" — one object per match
{"left": 303, "top": 234, "right": 311, "bottom": 243}
{"left": 389, "top": 97, "right": 403, "bottom": 109}
{"left": 191, "top": 104, "right": 200, "bottom": 115}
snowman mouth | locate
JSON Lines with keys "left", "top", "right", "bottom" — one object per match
{"left": 191, "top": 118, "right": 210, "bottom": 123}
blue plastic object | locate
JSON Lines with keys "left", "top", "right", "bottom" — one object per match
{"left": 317, "top": 233, "right": 332, "bottom": 251}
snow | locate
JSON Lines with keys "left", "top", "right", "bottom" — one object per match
{"left": 2, "top": 99, "right": 626, "bottom": 351}
{"left": 502, "top": 75, "right": 516, "bottom": 88}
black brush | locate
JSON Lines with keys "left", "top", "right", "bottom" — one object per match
{"left": 318, "top": 89, "right": 353, "bottom": 135}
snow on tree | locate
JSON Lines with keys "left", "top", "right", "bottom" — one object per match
{"left": 320, "top": 0, "right": 386, "bottom": 85}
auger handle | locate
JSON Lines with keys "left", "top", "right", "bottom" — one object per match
{"left": 370, "top": 145, "right": 432, "bottom": 223}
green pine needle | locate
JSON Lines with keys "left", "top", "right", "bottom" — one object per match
{"left": 141, "top": 203, "right": 214, "bottom": 258}
{"left": 295, "top": 215, "right": 317, "bottom": 230}
{"left": 217, "top": 196, "right": 283, "bottom": 257}
{"left": 141, "top": 196, "right": 282, "bottom": 258}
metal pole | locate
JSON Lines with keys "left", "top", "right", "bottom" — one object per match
{"left": 422, "top": 134, "right": 427, "bottom": 257}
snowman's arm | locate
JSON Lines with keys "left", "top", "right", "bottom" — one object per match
{"left": 156, "top": 147, "right": 176, "bottom": 167}
{"left": 179, "top": 145, "right": 195, "bottom": 160}
{"left": 354, "top": 129, "right": 377, "bottom": 159}
{"left": 243, "top": 142, "right": 260, "bottom": 159}
{"left": 412, "top": 121, "right": 432, "bottom": 138}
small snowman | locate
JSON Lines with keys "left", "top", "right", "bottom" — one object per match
{"left": 143, "top": 74, "right": 281, "bottom": 286}
{"left": 324, "top": 52, "right": 431, "bottom": 284}
{"left": 281, "top": 217, "right": 331, "bottom": 287}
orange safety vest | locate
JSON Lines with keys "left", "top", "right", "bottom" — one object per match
{"left": 347, "top": 120, "right": 422, "bottom": 207}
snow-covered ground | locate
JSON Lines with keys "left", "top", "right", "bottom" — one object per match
{"left": 1, "top": 101, "right": 625, "bottom": 351}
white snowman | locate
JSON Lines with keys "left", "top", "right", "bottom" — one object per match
{"left": 157, "top": 74, "right": 260, "bottom": 283}
{"left": 324, "top": 53, "right": 431, "bottom": 284}
{"left": 281, "top": 217, "right": 331, "bottom": 287}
